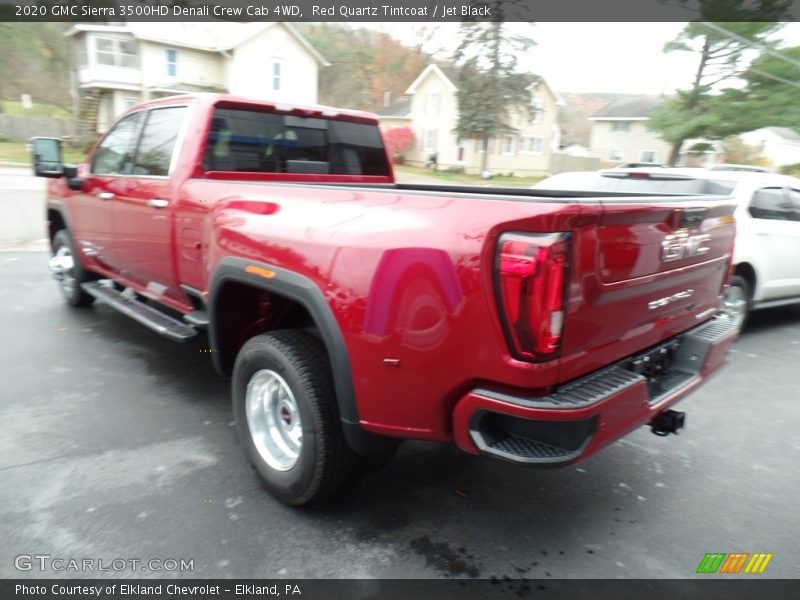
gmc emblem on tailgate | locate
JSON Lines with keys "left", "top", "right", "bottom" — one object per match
{"left": 660, "top": 230, "right": 711, "bottom": 262}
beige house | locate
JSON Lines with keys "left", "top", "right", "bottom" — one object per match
{"left": 378, "top": 64, "right": 563, "bottom": 176}
{"left": 66, "top": 22, "right": 328, "bottom": 136}
{"left": 589, "top": 96, "right": 722, "bottom": 167}
{"left": 589, "top": 96, "right": 672, "bottom": 165}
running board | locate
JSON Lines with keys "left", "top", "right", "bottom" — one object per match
{"left": 81, "top": 282, "right": 198, "bottom": 342}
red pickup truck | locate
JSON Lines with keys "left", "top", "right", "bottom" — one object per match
{"left": 31, "top": 94, "right": 738, "bottom": 505}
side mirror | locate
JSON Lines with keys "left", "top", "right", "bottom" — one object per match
{"left": 30, "top": 137, "right": 64, "bottom": 178}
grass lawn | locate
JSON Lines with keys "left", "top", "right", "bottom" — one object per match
{"left": 394, "top": 164, "right": 546, "bottom": 188}
{"left": 1, "top": 100, "right": 72, "bottom": 118}
{"left": 0, "top": 142, "right": 86, "bottom": 165}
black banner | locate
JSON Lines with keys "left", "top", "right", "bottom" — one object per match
{"left": 1, "top": 0, "right": 800, "bottom": 22}
{"left": 3, "top": 579, "right": 800, "bottom": 600}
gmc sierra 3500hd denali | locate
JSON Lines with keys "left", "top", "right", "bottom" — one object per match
{"left": 31, "top": 94, "right": 738, "bottom": 505}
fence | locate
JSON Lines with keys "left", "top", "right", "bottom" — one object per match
{"left": 0, "top": 115, "right": 73, "bottom": 142}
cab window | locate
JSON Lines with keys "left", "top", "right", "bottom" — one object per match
{"left": 91, "top": 112, "right": 142, "bottom": 175}
{"left": 131, "top": 106, "right": 187, "bottom": 176}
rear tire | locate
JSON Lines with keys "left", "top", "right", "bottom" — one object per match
{"left": 721, "top": 275, "right": 751, "bottom": 332}
{"left": 50, "top": 230, "right": 95, "bottom": 307}
{"left": 232, "top": 330, "right": 355, "bottom": 505}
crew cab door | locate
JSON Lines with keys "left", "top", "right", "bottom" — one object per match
{"left": 109, "top": 105, "right": 188, "bottom": 304}
{"left": 747, "top": 186, "right": 800, "bottom": 300}
{"left": 70, "top": 111, "right": 143, "bottom": 270}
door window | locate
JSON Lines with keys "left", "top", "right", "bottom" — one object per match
{"left": 749, "top": 187, "right": 793, "bottom": 221}
{"left": 91, "top": 112, "right": 143, "bottom": 175}
{"left": 787, "top": 189, "right": 800, "bottom": 222}
{"left": 132, "top": 106, "right": 187, "bottom": 176}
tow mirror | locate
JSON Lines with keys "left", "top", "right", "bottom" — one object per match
{"left": 30, "top": 137, "right": 64, "bottom": 178}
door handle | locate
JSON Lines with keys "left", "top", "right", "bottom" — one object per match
{"left": 147, "top": 199, "right": 169, "bottom": 209}
{"left": 97, "top": 192, "right": 114, "bottom": 201}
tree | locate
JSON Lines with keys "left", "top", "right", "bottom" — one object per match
{"left": 383, "top": 127, "right": 415, "bottom": 163}
{"left": 298, "top": 23, "right": 431, "bottom": 113}
{"left": 452, "top": 10, "right": 536, "bottom": 172}
{"left": 721, "top": 136, "right": 770, "bottom": 167}
{"left": 0, "top": 23, "right": 71, "bottom": 111}
{"left": 648, "top": 12, "right": 788, "bottom": 164}
{"left": 717, "top": 45, "right": 800, "bottom": 130}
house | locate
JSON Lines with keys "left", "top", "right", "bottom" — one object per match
{"left": 588, "top": 96, "right": 722, "bottom": 167}
{"left": 377, "top": 64, "right": 563, "bottom": 176}
{"left": 740, "top": 127, "right": 800, "bottom": 168}
{"left": 66, "top": 22, "right": 328, "bottom": 137}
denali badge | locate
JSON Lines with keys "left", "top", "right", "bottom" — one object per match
{"left": 649, "top": 289, "right": 694, "bottom": 310}
{"left": 661, "top": 231, "right": 711, "bottom": 262}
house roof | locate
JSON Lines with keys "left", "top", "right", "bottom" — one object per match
{"left": 405, "top": 64, "right": 459, "bottom": 94}
{"left": 66, "top": 22, "right": 329, "bottom": 66}
{"left": 377, "top": 96, "right": 412, "bottom": 118}
{"left": 590, "top": 95, "right": 665, "bottom": 120}
{"left": 763, "top": 126, "right": 800, "bottom": 141}
{"left": 404, "top": 63, "right": 564, "bottom": 106}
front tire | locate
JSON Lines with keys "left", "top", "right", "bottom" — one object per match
{"left": 50, "top": 230, "right": 95, "bottom": 307}
{"left": 232, "top": 330, "right": 355, "bottom": 505}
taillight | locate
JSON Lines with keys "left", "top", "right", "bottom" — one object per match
{"left": 495, "top": 232, "right": 570, "bottom": 361}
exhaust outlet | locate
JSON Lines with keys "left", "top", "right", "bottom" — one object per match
{"left": 650, "top": 409, "right": 686, "bottom": 437}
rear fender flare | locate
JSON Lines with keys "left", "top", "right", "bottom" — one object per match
{"left": 208, "top": 257, "right": 389, "bottom": 454}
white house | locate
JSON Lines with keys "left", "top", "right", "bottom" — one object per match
{"left": 378, "top": 64, "right": 563, "bottom": 176}
{"left": 589, "top": 96, "right": 722, "bottom": 167}
{"left": 740, "top": 127, "right": 800, "bottom": 168}
{"left": 66, "top": 22, "right": 328, "bottom": 135}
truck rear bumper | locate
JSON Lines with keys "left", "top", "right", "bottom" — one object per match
{"left": 452, "top": 316, "right": 737, "bottom": 465}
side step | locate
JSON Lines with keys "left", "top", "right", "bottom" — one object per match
{"left": 81, "top": 282, "right": 198, "bottom": 342}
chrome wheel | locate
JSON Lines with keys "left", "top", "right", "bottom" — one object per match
{"left": 245, "top": 369, "right": 303, "bottom": 472}
{"left": 721, "top": 284, "right": 747, "bottom": 330}
{"left": 49, "top": 245, "right": 76, "bottom": 297}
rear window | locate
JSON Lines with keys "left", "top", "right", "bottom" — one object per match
{"left": 203, "top": 108, "right": 389, "bottom": 176}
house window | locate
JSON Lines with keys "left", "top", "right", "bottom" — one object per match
{"left": 487, "top": 137, "right": 496, "bottom": 153}
{"left": 76, "top": 39, "right": 88, "bottom": 66}
{"left": 166, "top": 49, "right": 178, "bottom": 78}
{"left": 520, "top": 136, "right": 545, "bottom": 154}
{"left": 609, "top": 149, "right": 624, "bottom": 161}
{"left": 272, "top": 60, "right": 282, "bottom": 91}
{"left": 423, "top": 129, "right": 438, "bottom": 151}
{"left": 95, "top": 37, "right": 138, "bottom": 68}
{"left": 611, "top": 121, "right": 631, "bottom": 132}
{"left": 641, "top": 150, "right": 657, "bottom": 163}
{"left": 503, "top": 135, "right": 516, "bottom": 154}
{"left": 426, "top": 93, "right": 440, "bottom": 116}
{"left": 530, "top": 100, "right": 543, "bottom": 124}
{"left": 457, "top": 140, "right": 466, "bottom": 162}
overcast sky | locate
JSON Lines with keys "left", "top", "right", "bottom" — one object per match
{"left": 364, "top": 21, "right": 800, "bottom": 95}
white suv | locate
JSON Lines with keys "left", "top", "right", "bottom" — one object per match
{"left": 533, "top": 168, "right": 800, "bottom": 329}
{"left": 713, "top": 171, "right": 800, "bottom": 329}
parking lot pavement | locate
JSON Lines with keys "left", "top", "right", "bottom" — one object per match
{"left": 1, "top": 251, "right": 799, "bottom": 580}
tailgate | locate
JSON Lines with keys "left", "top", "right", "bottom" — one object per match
{"left": 557, "top": 195, "right": 736, "bottom": 383}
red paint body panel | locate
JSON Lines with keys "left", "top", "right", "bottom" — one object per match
{"left": 45, "top": 94, "right": 738, "bottom": 462}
